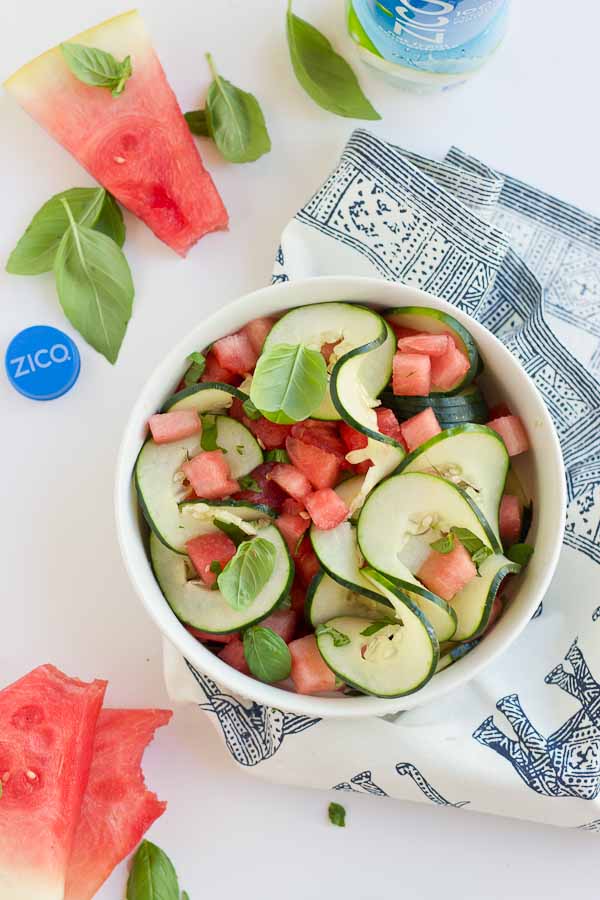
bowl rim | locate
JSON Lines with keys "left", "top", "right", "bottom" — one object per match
{"left": 115, "top": 275, "right": 566, "bottom": 719}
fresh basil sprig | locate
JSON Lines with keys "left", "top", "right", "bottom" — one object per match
{"left": 450, "top": 527, "right": 493, "bottom": 567}
{"left": 127, "top": 840, "right": 186, "bottom": 900}
{"left": 250, "top": 343, "right": 327, "bottom": 424}
{"left": 328, "top": 802, "right": 346, "bottom": 827}
{"left": 61, "top": 43, "right": 132, "bottom": 97}
{"left": 185, "top": 53, "right": 270, "bottom": 164}
{"left": 507, "top": 543, "right": 534, "bottom": 567}
{"left": 54, "top": 199, "right": 134, "bottom": 364}
{"left": 218, "top": 537, "right": 276, "bottom": 609}
{"left": 7, "top": 187, "right": 124, "bottom": 275}
{"left": 183, "top": 352, "right": 206, "bottom": 386}
{"left": 243, "top": 626, "right": 292, "bottom": 682}
{"left": 286, "top": 1, "right": 380, "bottom": 120}
{"left": 316, "top": 623, "right": 350, "bottom": 647}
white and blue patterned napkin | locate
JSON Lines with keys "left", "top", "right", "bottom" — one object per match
{"left": 165, "top": 130, "right": 600, "bottom": 831}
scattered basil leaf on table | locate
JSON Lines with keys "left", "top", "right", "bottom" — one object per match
{"left": 238, "top": 474, "right": 260, "bottom": 492}
{"left": 54, "top": 199, "right": 134, "bottom": 364}
{"left": 243, "top": 626, "right": 292, "bottom": 682}
{"left": 61, "top": 42, "right": 133, "bottom": 97}
{"left": 286, "top": 1, "right": 380, "bottom": 120}
{"left": 250, "top": 343, "right": 327, "bottom": 424}
{"left": 218, "top": 537, "right": 276, "bottom": 609}
{"left": 126, "top": 840, "right": 180, "bottom": 900}
{"left": 328, "top": 802, "right": 346, "bottom": 827}
{"left": 316, "top": 623, "right": 350, "bottom": 647}
{"left": 430, "top": 532, "right": 455, "bottom": 554}
{"left": 183, "top": 352, "right": 206, "bottom": 386}
{"left": 507, "top": 543, "right": 534, "bottom": 567}
{"left": 242, "top": 397, "right": 262, "bottom": 420}
{"left": 200, "top": 415, "right": 225, "bottom": 452}
{"left": 265, "top": 449, "right": 290, "bottom": 464}
{"left": 360, "top": 620, "right": 394, "bottom": 637}
{"left": 6, "top": 187, "right": 123, "bottom": 275}
{"left": 184, "top": 109, "right": 210, "bottom": 137}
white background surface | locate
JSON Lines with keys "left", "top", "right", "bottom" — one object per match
{"left": 2, "top": 1, "right": 600, "bottom": 897}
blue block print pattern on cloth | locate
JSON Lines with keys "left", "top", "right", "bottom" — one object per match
{"left": 395, "top": 763, "right": 469, "bottom": 808}
{"left": 474, "top": 641, "right": 600, "bottom": 799}
{"left": 332, "top": 770, "right": 388, "bottom": 796}
{"left": 185, "top": 662, "right": 320, "bottom": 766}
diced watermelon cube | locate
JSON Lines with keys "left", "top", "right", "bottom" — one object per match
{"left": 393, "top": 352, "right": 431, "bottom": 396}
{"left": 246, "top": 417, "right": 293, "bottom": 450}
{"left": 488, "top": 402, "right": 512, "bottom": 420}
{"left": 201, "top": 350, "right": 238, "bottom": 385}
{"left": 187, "top": 626, "right": 238, "bottom": 644}
{"left": 339, "top": 421, "right": 368, "bottom": 453}
{"left": 486, "top": 415, "right": 530, "bottom": 457}
{"left": 218, "top": 640, "right": 250, "bottom": 676}
{"left": 430, "top": 342, "right": 470, "bottom": 391}
{"left": 148, "top": 410, "right": 200, "bottom": 444}
{"left": 305, "top": 489, "right": 349, "bottom": 531}
{"left": 499, "top": 494, "right": 522, "bottom": 547}
{"left": 242, "top": 317, "right": 276, "bottom": 354}
{"left": 417, "top": 539, "right": 477, "bottom": 601}
{"left": 259, "top": 608, "right": 298, "bottom": 643}
{"left": 290, "top": 422, "right": 346, "bottom": 459}
{"left": 286, "top": 437, "right": 341, "bottom": 489}
{"left": 269, "top": 463, "right": 312, "bottom": 502}
{"left": 375, "top": 408, "right": 406, "bottom": 447}
{"left": 295, "top": 538, "right": 320, "bottom": 585}
{"left": 397, "top": 333, "right": 451, "bottom": 357}
{"left": 182, "top": 450, "right": 239, "bottom": 499}
{"left": 290, "top": 579, "right": 307, "bottom": 615}
{"left": 233, "top": 462, "right": 287, "bottom": 511}
{"left": 289, "top": 635, "right": 336, "bottom": 694}
{"left": 276, "top": 513, "right": 310, "bottom": 554}
{"left": 185, "top": 532, "right": 237, "bottom": 586}
{"left": 400, "top": 408, "right": 441, "bottom": 453}
{"left": 282, "top": 497, "right": 306, "bottom": 516}
{"left": 229, "top": 397, "right": 245, "bottom": 421}
{"left": 388, "top": 322, "right": 419, "bottom": 341}
{"left": 212, "top": 332, "right": 258, "bottom": 376}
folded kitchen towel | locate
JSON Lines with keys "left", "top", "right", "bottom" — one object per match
{"left": 164, "top": 130, "right": 600, "bottom": 831}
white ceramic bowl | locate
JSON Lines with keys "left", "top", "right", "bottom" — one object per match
{"left": 115, "top": 276, "right": 565, "bottom": 719}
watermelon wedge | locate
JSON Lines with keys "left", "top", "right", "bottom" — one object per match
{"left": 0, "top": 665, "right": 106, "bottom": 900}
{"left": 64, "top": 708, "right": 172, "bottom": 900}
{"left": 4, "top": 11, "right": 228, "bottom": 256}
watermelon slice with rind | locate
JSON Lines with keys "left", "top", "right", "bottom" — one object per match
{"left": 4, "top": 11, "right": 228, "bottom": 256}
{"left": 0, "top": 665, "right": 106, "bottom": 900}
{"left": 64, "top": 707, "right": 172, "bottom": 900}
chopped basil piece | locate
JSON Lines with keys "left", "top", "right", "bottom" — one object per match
{"left": 238, "top": 474, "right": 260, "bottom": 492}
{"left": 242, "top": 397, "right": 262, "bottom": 420}
{"left": 507, "top": 543, "right": 534, "bottom": 567}
{"left": 328, "top": 802, "right": 346, "bottom": 827}
{"left": 316, "top": 623, "right": 350, "bottom": 647}
{"left": 265, "top": 449, "right": 290, "bottom": 464}
{"left": 430, "top": 533, "right": 455, "bottom": 554}
{"left": 183, "top": 352, "right": 206, "bottom": 386}
{"left": 360, "top": 620, "right": 394, "bottom": 637}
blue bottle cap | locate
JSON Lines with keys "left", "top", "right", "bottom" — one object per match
{"left": 5, "top": 326, "right": 80, "bottom": 401}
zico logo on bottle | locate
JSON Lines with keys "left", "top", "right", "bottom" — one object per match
{"left": 5, "top": 325, "right": 80, "bottom": 401}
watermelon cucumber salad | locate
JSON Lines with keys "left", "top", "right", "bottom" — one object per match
{"left": 135, "top": 302, "right": 535, "bottom": 699}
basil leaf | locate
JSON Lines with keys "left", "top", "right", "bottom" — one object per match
{"left": 182, "top": 893, "right": 190, "bottom": 900}
{"left": 507, "top": 543, "right": 534, "bottom": 567}
{"left": 265, "top": 449, "right": 290, "bottom": 464}
{"left": 471, "top": 545, "right": 494, "bottom": 566}
{"left": 209, "top": 561, "right": 223, "bottom": 576}
{"left": 430, "top": 533, "right": 455, "bottom": 554}
{"left": 286, "top": 2, "right": 380, "bottom": 120}
{"left": 217, "top": 537, "right": 276, "bottom": 609}
{"left": 54, "top": 200, "right": 134, "bottom": 364}
{"left": 126, "top": 840, "right": 180, "bottom": 900}
{"left": 214, "top": 520, "right": 248, "bottom": 546}
{"left": 250, "top": 343, "right": 327, "bottom": 424}
{"left": 184, "top": 352, "right": 206, "bottom": 386}
{"left": 200, "top": 415, "right": 225, "bottom": 452}
{"left": 238, "top": 474, "right": 260, "bottom": 492}
{"left": 205, "top": 53, "right": 271, "bottom": 163}
{"left": 185, "top": 109, "right": 210, "bottom": 136}
{"left": 316, "top": 623, "right": 350, "bottom": 647}
{"left": 242, "top": 398, "right": 262, "bottom": 421}
{"left": 243, "top": 626, "right": 292, "bottom": 682}
{"left": 7, "top": 187, "right": 110, "bottom": 275}
{"left": 360, "top": 620, "right": 394, "bottom": 637}
{"left": 450, "top": 527, "right": 487, "bottom": 556}
{"left": 94, "top": 193, "right": 126, "bottom": 247}
{"left": 61, "top": 43, "right": 132, "bottom": 97}
{"left": 328, "top": 802, "right": 346, "bottom": 827}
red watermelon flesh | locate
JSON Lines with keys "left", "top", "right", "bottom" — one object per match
{"left": 64, "top": 708, "right": 171, "bottom": 900}
{"left": 0, "top": 665, "right": 106, "bottom": 900}
{"left": 4, "top": 11, "right": 227, "bottom": 256}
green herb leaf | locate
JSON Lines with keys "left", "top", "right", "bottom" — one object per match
{"left": 471, "top": 545, "right": 494, "bottom": 566}
{"left": 6, "top": 187, "right": 124, "bottom": 275}
{"left": 54, "top": 199, "right": 134, "bottom": 363}
{"left": 430, "top": 533, "right": 455, "bottom": 554}
{"left": 242, "top": 398, "right": 262, "bottom": 420}
{"left": 450, "top": 527, "right": 487, "bottom": 555}
{"left": 126, "top": 840, "right": 180, "bottom": 900}
{"left": 328, "top": 802, "right": 346, "bottom": 827}
{"left": 360, "top": 620, "right": 394, "bottom": 636}
{"left": 204, "top": 53, "right": 271, "bottom": 163}
{"left": 507, "top": 543, "right": 534, "bottom": 567}
{"left": 214, "top": 520, "right": 248, "bottom": 546}
{"left": 286, "top": 3, "right": 380, "bottom": 120}
{"left": 217, "top": 537, "right": 276, "bottom": 609}
{"left": 61, "top": 43, "right": 133, "bottom": 97}
{"left": 243, "top": 626, "right": 292, "bottom": 682}
{"left": 182, "top": 893, "right": 190, "bottom": 900}
{"left": 200, "top": 415, "right": 225, "bottom": 452}
{"left": 316, "top": 623, "right": 350, "bottom": 647}
{"left": 185, "top": 109, "right": 210, "bottom": 136}
{"left": 265, "top": 449, "right": 290, "bottom": 464}
{"left": 209, "top": 560, "right": 223, "bottom": 576}
{"left": 184, "top": 352, "right": 206, "bottom": 387}
{"left": 250, "top": 343, "right": 327, "bottom": 424}
{"left": 238, "top": 474, "right": 260, "bottom": 492}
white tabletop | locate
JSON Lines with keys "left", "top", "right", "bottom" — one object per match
{"left": 2, "top": 1, "right": 600, "bottom": 897}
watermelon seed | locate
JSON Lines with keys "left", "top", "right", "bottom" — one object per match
{"left": 25, "top": 770, "right": 37, "bottom": 780}
{"left": 113, "top": 156, "right": 126, "bottom": 164}
{"left": 2, "top": 772, "right": 9, "bottom": 782}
